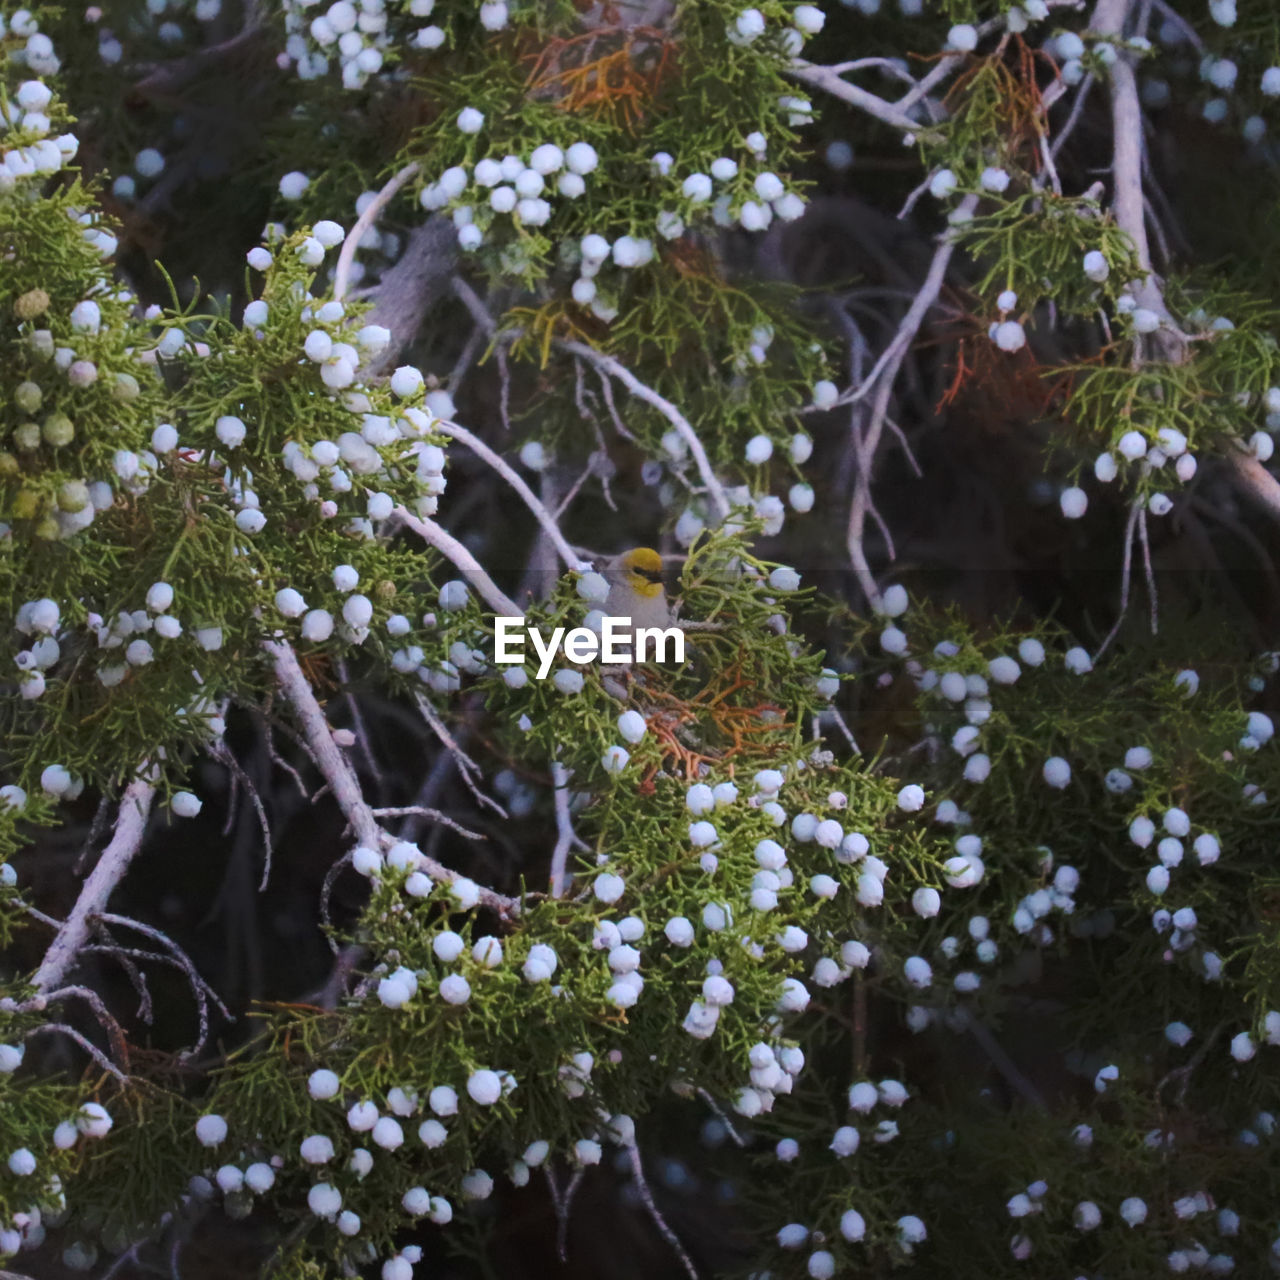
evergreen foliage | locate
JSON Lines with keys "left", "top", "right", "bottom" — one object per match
{"left": 4, "top": 1, "right": 1280, "bottom": 1277}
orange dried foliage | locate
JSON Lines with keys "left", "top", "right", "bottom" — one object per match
{"left": 935, "top": 316, "right": 1064, "bottom": 433}
{"left": 944, "top": 34, "right": 1058, "bottom": 173}
{"left": 935, "top": 313, "right": 1115, "bottom": 441}
{"left": 297, "top": 651, "right": 337, "bottom": 693}
{"left": 636, "top": 658, "right": 790, "bottom": 782}
{"left": 524, "top": 25, "right": 677, "bottom": 127}
{"left": 665, "top": 238, "right": 722, "bottom": 282}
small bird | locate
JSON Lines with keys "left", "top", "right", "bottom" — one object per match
{"left": 603, "top": 547, "right": 676, "bottom": 643}
{"left": 599, "top": 548, "right": 686, "bottom": 699}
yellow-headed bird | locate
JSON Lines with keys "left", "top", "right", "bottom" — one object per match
{"left": 603, "top": 547, "right": 676, "bottom": 640}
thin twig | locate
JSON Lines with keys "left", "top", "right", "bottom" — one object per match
{"left": 1150, "top": 0, "right": 1205, "bottom": 52}
{"left": 95, "top": 914, "right": 231, "bottom": 1021}
{"left": 824, "top": 705, "right": 861, "bottom": 754}
{"left": 496, "top": 343, "right": 513, "bottom": 433}
{"left": 319, "top": 851, "right": 353, "bottom": 953}
{"left": 25, "top": 1023, "right": 127, "bottom": 1082}
{"left": 558, "top": 341, "right": 731, "bottom": 521}
{"left": 434, "top": 419, "right": 588, "bottom": 571}
{"left": 92, "top": 926, "right": 153, "bottom": 1024}
{"left": 96, "top": 913, "right": 231, "bottom": 1059}
{"left": 695, "top": 1088, "right": 745, "bottom": 1147}
{"left": 395, "top": 507, "right": 523, "bottom": 616}
{"left": 447, "top": 324, "right": 487, "bottom": 395}
{"left": 595, "top": 365, "right": 638, "bottom": 442}
{"left": 267, "top": 638, "right": 382, "bottom": 847}
{"left": 451, "top": 275, "right": 498, "bottom": 334}
{"left": 416, "top": 695, "right": 508, "bottom": 818}
{"left": 1051, "top": 71, "right": 1095, "bottom": 159}
{"left": 73, "top": 795, "right": 114, "bottom": 875}
{"left": 845, "top": 196, "right": 979, "bottom": 606}
{"left": 1137, "top": 505, "right": 1158, "bottom": 634}
{"left": 210, "top": 741, "right": 273, "bottom": 891}
{"left": 371, "top": 806, "right": 485, "bottom": 839}
{"left": 624, "top": 1142, "right": 699, "bottom": 1279}
{"left": 99, "top": 1241, "right": 144, "bottom": 1280}
{"left": 813, "top": 194, "right": 979, "bottom": 416}
{"left": 131, "top": 21, "right": 264, "bottom": 96}
{"left": 552, "top": 1167, "right": 585, "bottom": 1263}
{"left": 338, "top": 659, "right": 386, "bottom": 796}
{"left": 397, "top": 743, "right": 461, "bottom": 843}
{"left": 894, "top": 54, "right": 963, "bottom": 113}
{"left": 256, "top": 709, "right": 310, "bottom": 798}
{"left": 1094, "top": 500, "right": 1141, "bottom": 660}
{"left": 1157, "top": 1019, "right": 1226, "bottom": 1108}
{"left": 26, "top": 984, "right": 130, "bottom": 1066}
{"left": 827, "top": 56, "right": 917, "bottom": 84}
{"left": 549, "top": 760, "right": 586, "bottom": 898}
{"left": 333, "top": 160, "right": 420, "bottom": 303}
{"left": 83, "top": 939, "right": 229, "bottom": 1026}
{"left": 554, "top": 457, "right": 600, "bottom": 520}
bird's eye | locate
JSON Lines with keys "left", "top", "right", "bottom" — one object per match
{"left": 634, "top": 565, "right": 663, "bottom": 583}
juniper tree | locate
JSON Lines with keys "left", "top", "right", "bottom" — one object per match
{"left": 4, "top": 1, "right": 1280, "bottom": 1278}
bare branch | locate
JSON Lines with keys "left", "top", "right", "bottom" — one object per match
{"left": 624, "top": 1141, "right": 699, "bottom": 1279}
{"left": 268, "top": 639, "right": 521, "bottom": 917}
{"left": 25, "top": 1022, "right": 128, "bottom": 1082}
{"left": 451, "top": 275, "right": 499, "bottom": 334}
{"left": 844, "top": 196, "right": 979, "bottom": 606}
{"left": 131, "top": 22, "right": 266, "bottom": 98}
{"left": 319, "top": 851, "right": 353, "bottom": 953}
{"left": 558, "top": 340, "right": 731, "bottom": 521}
{"left": 548, "top": 1167, "right": 586, "bottom": 1262}
{"left": 333, "top": 161, "right": 420, "bottom": 303}
{"left": 787, "top": 60, "right": 928, "bottom": 134}
{"left": 360, "top": 217, "right": 460, "bottom": 375}
{"left": 1050, "top": 71, "right": 1095, "bottom": 160}
{"left": 1149, "top": 0, "right": 1205, "bottom": 53}
{"left": 695, "top": 1088, "right": 745, "bottom": 1147}
{"left": 1155, "top": 1019, "right": 1226, "bottom": 1111}
{"left": 415, "top": 694, "right": 508, "bottom": 817}
{"left": 97, "top": 913, "right": 233, "bottom": 1060}
{"left": 33, "top": 779, "right": 155, "bottom": 994}
{"left": 1137, "top": 505, "right": 1158, "bottom": 634}
{"left": 894, "top": 54, "right": 964, "bottom": 114}
{"left": 19, "top": 984, "right": 130, "bottom": 1068}
{"left": 331, "top": 664, "right": 385, "bottom": 803}
{"left": 812, "top": 195, "right": 979, "bottom": 417}
{"left": 91, "top": 928, "right": 153, "bottom": 1024}
{"left": 395, "top": 507, "right": 524, "bottom": 616}
{"left": 549, "top": 760, "right": 587, "bottom": 898}
{"left": 594, "top": 364, "right": 638, "bottom": 442}
{"left": 434, "top": 418, "right": 590, "bottom": 571}
{"left": 1091, "top": 0, "right": 1184, "bottom": 358}
{"left": 210, "top": 740, "right": 273, "bottom": 891}
{"left": 956, "top": 1008, "right": 1048, "bottom": 1110}
{"left": 1224, "top": 450, "right": 1280, "bottom": 524}
{"left": 257, "top": 711, "right": 311, "bottom": 798}
{"left": 371, "top": 806, "right": 485, "bottom": 840}
{"left": 267, "top": 638, "right": 383, "bottom": 849}
{"left": 1094, "top": 500, "right": 1141, "bottom": 661}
